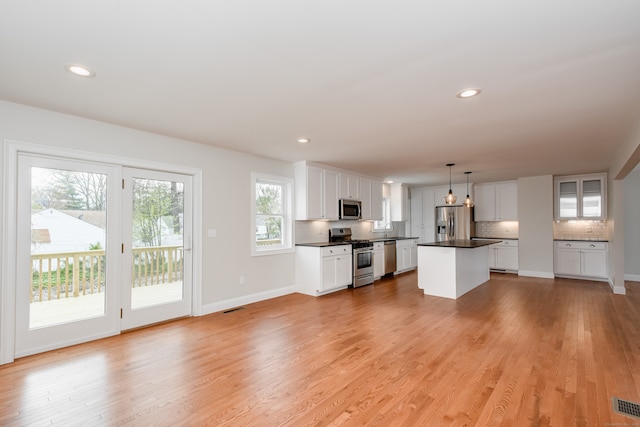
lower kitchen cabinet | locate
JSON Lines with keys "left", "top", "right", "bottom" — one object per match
{"left": 396, "top": 239, "right": 418, "bottom": 273}
{"left": 373, "top": 242, "right": 385, "bottom": 279}
{"left": 296, "top": 245, "right": 352, "bottom": 296}
{"left": 554, "top": 241, "right": 608, "bottom": 280}
{"left": 489, "top": 239, "right": 518, "bottom": 272}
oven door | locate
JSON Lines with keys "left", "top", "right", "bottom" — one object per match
{"left": 353, "top": 248, "right": 373, "bottom": 277}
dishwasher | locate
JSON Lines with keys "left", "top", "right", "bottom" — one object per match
{"left": 383, "top": 240, "right": 396, "bottom": 276}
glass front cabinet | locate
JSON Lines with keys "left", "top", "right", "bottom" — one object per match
{"left": 554, "top": 173, "right": 607, "bottom": 220}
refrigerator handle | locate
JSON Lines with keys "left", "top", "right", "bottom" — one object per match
{"left": 449, "top": 212, "right": 454, "bottom": 239}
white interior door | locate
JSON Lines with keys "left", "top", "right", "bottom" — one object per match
{"left": 15, "top": 155, "right": 121, "bottom": 358}
{"left": 120, "top": 168, "right": 192, "bottom": 330}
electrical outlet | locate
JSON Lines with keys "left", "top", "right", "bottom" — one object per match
{"left": 208, "top": 229, "right": 217, "bottom": 238}
{"left": 239, "top": 276, "right": 245, "bottom": 285}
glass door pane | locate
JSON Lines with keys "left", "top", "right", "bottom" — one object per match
{"left": 558, "top": 181, "right": 577, "bottom": 218}
{"left": 121, "top": 168, "right": 192, "bottom": 330}
{"left": 29, "top": 167, "right": 107, "bottom": 327}
{"left": 131, "top": 177, "right": 184, "bottom": 308}
{"left": 582, "top": 179, "right": 602, "bottom": 217}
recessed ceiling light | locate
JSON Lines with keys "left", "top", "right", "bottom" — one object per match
{"left": 66, "top": 64, "right": 96, "bottom": 78}
{"left": 456, "top": 88, "right": 481, "bottom": 99}
{"left": 297, "top": 138, "right": 310, "bottom": 144}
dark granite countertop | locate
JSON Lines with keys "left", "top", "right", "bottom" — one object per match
{"left": 418, "top": 239, "right": 501, "bottom": 249}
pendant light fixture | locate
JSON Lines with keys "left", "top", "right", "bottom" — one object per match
{"left": 444, "top": 163, "right": 457, "bottom": 205}
{"left": 464, "top": 171, "right": 474, "bottom": 207}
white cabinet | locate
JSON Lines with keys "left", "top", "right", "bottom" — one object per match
{"left": 488, "top": 239, "right": 518, "bottom": 272}
{"left": 296, "top": 245, "right": 352, "bottom": 296}
{"left": 339, "top": 173, "right": 360, "bottom": 200}
{"left": 295, "top": 161, "right": 383, "bottom": 221}
{"left": 370, "top": 180, "right": 384, "bottom": 221}
{"left": 554, "top": 240, "right": 608, "bottom": 280}
{"left": 359, "top": 177, "right": 372, "bottom": 220}
{"left": 322, "top": 250, "right": 352, "bottom": 290}
{"left": 554, "top": 173, "right": 607, "bottom": 220}
{"left": 294, "top": 162, "right": 339, "bottom": 220}
{"left": 410, "top": 187, "right": 436, "bottom": 244}
{"left": 395, "top": 239, "right": 418, "bottom": 273}
{"left": 390, "top": 183, "right": 409, "bottom": 221}
{"left": 474, "top": 181, "right": 518, "bottom": 221}
{"left": 373, "top": 241, "right": 385, "bottom": 279}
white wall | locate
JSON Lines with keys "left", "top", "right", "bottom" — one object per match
{"left": 517, "top": 175, "right": 554, "bottom": 278}
{"left": 609, "top": 117, "right": 640, "bottom": 293}
{"left": 0, "top": 100, "right": 295, "bottom": 312}
{"left": 624, "top": 167, "right": 640, "bottom": 280}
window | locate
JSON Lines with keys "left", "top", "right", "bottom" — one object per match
{"left": 373, "top": 196, "right": 391, "bottom": 231}
{"left": 251, "top": 173, "right": 294, "bottom": 256}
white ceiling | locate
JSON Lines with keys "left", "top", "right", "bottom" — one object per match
{"left": 2, "top": 1, "right": 640, "bottom": 186}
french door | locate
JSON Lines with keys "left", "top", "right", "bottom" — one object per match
{"left": 120, "top": 168, "right": 192, "bottom": 330}
{"left": 15, "top": 155, "right": 192, "bottom": 357}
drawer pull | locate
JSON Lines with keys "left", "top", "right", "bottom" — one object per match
{"left": 565, "top": 244, "right": 571, "bottom": 247}
{"left": 590, "top": 244, "right": 596, "bottom": 248}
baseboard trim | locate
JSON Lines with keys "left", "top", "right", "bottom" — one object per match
{"left": 609, "top": 279, "right": 627, "bottom": 295}
{"left": 624, "top": 273, "right": 640, "bottom": 282}
{"left": 518, "top": 270, "right": 555, "bottom": 279}
{"left": 200, "top": 286, "right": 295, "bottom": 316}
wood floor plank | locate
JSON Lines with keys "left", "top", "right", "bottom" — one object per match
{"left": 1, "top": 273, "right": 640, "bottom": 426}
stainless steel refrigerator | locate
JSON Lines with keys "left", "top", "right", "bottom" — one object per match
{"left": 435, "top": 205, "right": 475, "bottom": 241}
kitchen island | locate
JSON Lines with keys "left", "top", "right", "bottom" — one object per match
{"left": 417, "top": 240, "right": 499, "bottom": 299}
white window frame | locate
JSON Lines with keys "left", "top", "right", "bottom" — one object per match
{"left": 251, "top": 172, "right": 294, "bottom": 256}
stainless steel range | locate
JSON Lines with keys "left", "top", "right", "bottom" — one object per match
{"left": 329, "top": 228, "right": 374, "bottom": 287}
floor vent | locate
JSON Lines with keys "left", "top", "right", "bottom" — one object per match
{"left": 613, "top": 397, "right": 640, "bottom": 419}
{"left": 222, "top": 306, "right": 245, "bottom": 314}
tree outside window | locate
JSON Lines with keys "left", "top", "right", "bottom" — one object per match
{"left": 252, "top": 173, "right": 293, "bottom": 256}
{"left": 256, "top": 181, "right": 283, "bottom": 246}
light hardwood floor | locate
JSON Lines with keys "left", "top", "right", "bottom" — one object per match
{"left": 1, "top": 272, "right": 639, "bottom": 426}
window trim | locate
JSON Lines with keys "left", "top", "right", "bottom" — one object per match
{"left": 251, "top": 172, "right": 294, "bottom": 256}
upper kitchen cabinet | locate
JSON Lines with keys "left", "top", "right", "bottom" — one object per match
{"left": 390, "top": 183, "right": 409, "bottom": 221}
{"left": 339, "top": 173, "right": 360, "bottom": 200}
{"left": 474, "top": 181, "right": 518, "bottom": 221}
{"left": 554, "top": 173, "right": 607, "bottom": 220}
{"left": 370, "top": 180, "right": 384, "bottom": 221}
{"left": 294, "top": 162, "right": 339, "bottom": 220}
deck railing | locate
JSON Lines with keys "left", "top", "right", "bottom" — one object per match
{"left": 30, "top": 245, "right": 184, "bottom": 303}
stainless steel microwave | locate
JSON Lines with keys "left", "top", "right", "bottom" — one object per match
{"left": 339, "top": 199, "right": 362, "bottom": 220}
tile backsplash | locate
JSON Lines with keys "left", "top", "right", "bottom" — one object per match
{"left": 295, "top": 220, "right": 405, "bottom": 244}
{"left": 475, "top": 221, "right": 519, "bottom": 239}
{"left": 553, "top": 220, "right": 608, "bottom": 240}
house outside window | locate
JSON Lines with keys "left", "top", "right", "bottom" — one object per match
{"left": 251, "top": 173, "right": 294, "bottom": 256}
